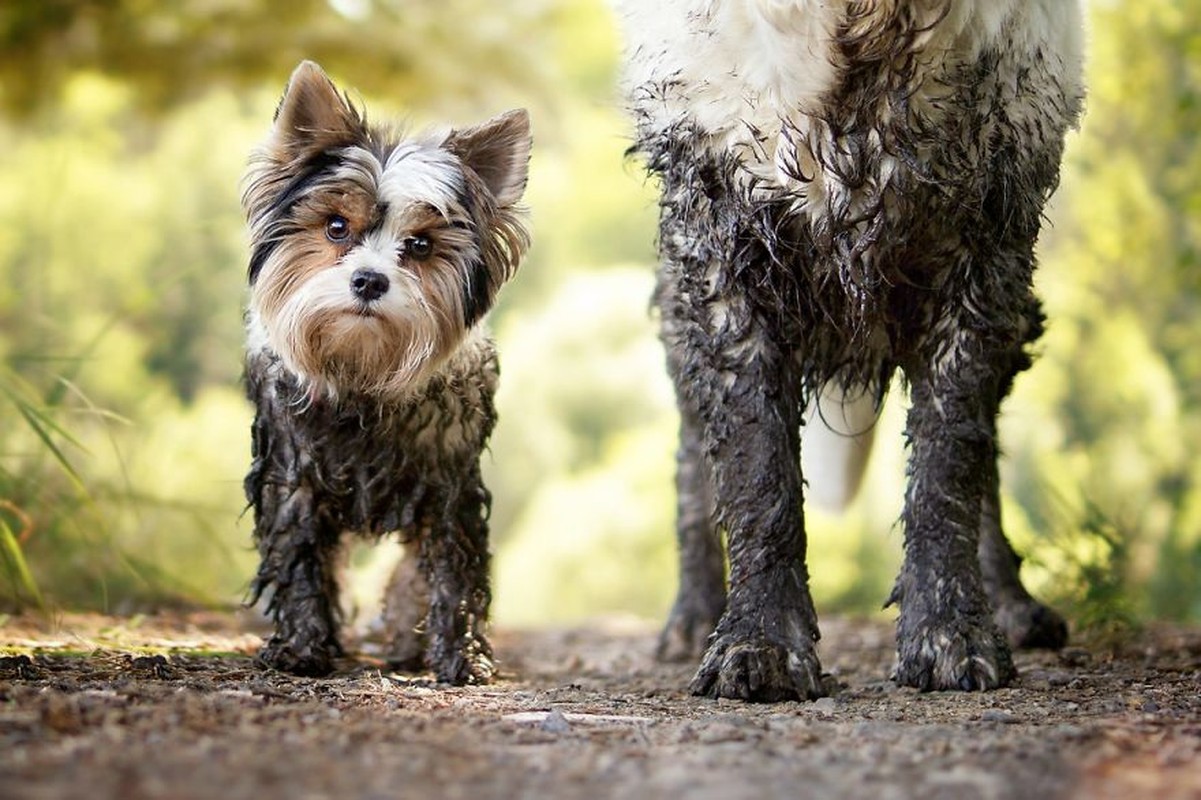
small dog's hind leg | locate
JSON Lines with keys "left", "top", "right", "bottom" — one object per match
{"left": 381, "top": 539, "right": 430, "bottom": 671}
{"left": 656, "top": 405, "right": 725, "bottom": 662}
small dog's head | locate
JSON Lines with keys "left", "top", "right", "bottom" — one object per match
{"left": 242, "top": 61, "right": 530, "bottom": 398}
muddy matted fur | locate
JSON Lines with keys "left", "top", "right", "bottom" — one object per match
{"left": 617, "top": 0, "right": 1083, "bottom": 699}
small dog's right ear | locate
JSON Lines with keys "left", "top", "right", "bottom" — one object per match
{"left": 270, "top": 61, "right": 364, "bottom": 161}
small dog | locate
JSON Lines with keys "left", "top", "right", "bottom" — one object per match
{"left": 240, "top": 61, "right": 530, "bottom": 684}
{"left": 616, "top": 2, "right": 1083, "bottom": 700}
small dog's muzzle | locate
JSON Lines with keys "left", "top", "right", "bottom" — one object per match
{"left": 350, "top": 268, "right": 390, "bottom": 302}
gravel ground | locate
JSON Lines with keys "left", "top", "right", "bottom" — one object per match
{"left": 1, "top": 612, "right": 1199, "bottom": 800}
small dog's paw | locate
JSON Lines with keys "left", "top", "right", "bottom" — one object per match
{"left": 656, "top": 600, "right": 722, "bottom": 663}
{"left": 894, "top": 618, "right": 1015, "bottom": 691}
{"left": 462, "top": 653, "right": 495, "bottom": 686}
{"left": 257, "top": 637, "right": 337, "bottom": 677}
{"left": 431, "top": 637, "right": 494, "bottom": 686}
{"left": 690, "top": 632, "right": 827, "bottom": 702}
{"left": 386, "top": 651, "right": 427, "bottom": 674}
{"left": 993, "top": 598, "right": 1068, "bottom": 650}
{"left": 436, "top": 653, "right": 494, "bottom": 686}
{"left": 384, "top": 631, "right": 427, "bottom": 674}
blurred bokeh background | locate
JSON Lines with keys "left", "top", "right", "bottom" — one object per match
{"left": 1, "top": 0, "right": 1198, "bottom": 638}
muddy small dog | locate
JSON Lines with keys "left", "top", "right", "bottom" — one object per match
{"left": 616, "top": 2, "right": 1083, "bottom": 700}
{"left": 240, "top": 61, "right": 530, "bottom": 684}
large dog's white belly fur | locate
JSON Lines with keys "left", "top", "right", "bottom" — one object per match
{"left": 616, "top": 0, "right": 842, "bottom": 157}
{"left": 615, "top": 0, "right": 1085, "bottom": 192}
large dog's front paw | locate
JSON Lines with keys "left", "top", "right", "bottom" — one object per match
{"left": 993, "top": 597, "right": 1068, "bottom": 650}
{"left": 257, "top": 635, "right": 338, "bottom": 677}
{"left": 656, "top": 596, "right": 723, "bottom": 663}
{"left": 690, "top": 628, "right": 826, "bottom": 702}
{"left": 894, "top": 618, "right": 1016, "bottom": 691}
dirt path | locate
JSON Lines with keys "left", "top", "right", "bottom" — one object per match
{"left": 2, "top": 612, "right": 1199, "bottom": 800}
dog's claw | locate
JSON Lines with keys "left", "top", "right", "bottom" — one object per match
{"left": 257, "top": 637, "right": 337, "bottom": 677}
{"left": 691, "top": 631, "right": 826, "bottom": 702}
{"left": 894, "top": 619, "right": 1015, "bottom": 692}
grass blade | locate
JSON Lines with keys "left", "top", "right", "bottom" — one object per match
{"left": 0, "top": 514, "right": 44, "bottom": 608}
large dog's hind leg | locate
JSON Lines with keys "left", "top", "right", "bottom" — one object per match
{"left": 979, "top": 407, "right": 1069, "bottom": 649}
{"left": 656, "top": 405, "right": 725, "bottom": 662}
{"left": 979, "top": 296, "right": 1068, "bottom": 650}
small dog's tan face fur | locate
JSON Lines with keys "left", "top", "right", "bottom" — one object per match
{"left": 242, "top": 61, "right": 530, "bottom": 398}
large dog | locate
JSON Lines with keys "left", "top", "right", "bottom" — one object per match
{"left": 616, "top": 1, "right": 1083, "bottom": 700}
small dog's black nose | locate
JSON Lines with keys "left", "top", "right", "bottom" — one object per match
{"left": 350, "top": 269, "right": 389, "bottom": 302}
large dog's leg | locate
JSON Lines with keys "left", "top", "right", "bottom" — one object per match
{"left": 656, "top": 405, "right": 725, "bottom": 662}
{"left": 977, "top": 294, "right": 1067, "bottom": 649}
{"left": 678, "top": 320, "right": 824, "bottom": 700}
{"left": 979, "top": 457, "right": 1068, "bottom": 649}
{"left": 419, "top": 472, "right": 494, "bottom": 686}
{"left": 978, "top": 323, "right": 1070, "bottom": 650}
{"left": 893, "top": 325, "right": 1016, "bottom": 691}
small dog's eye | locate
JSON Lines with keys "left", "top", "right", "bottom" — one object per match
{"left": 405, "top": 235, "right": 433, "bottom": 260}
{"left": 325, "top": 215, "right": 351, "bottom": 242}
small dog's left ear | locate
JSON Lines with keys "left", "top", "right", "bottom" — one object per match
{"left": 272, "top": 61, "right": 364, "bottom": 161}
{"left": 446, "top": 109, "right": 531, "bottom": 208}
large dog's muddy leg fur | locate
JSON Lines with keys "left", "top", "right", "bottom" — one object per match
{"left": 668, "top": 303, "right": 823, "bottom": 700}
{"left": 657, "top": 406, "right": 725, "bottom": 662}
{"left": 979, "top": 428, "right": 1069, "bottom": 650}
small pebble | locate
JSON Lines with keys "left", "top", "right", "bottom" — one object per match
{"left": 130, "top": 654, "right": 173, "bottom": 678}
{"left": 1058, "top": 648, "right": 1091, "bottom": 668}
{"left": 0, "top": 655, "right": 36, "bottom": 679}
{"left": 540, "top": 708, "right": 571, "bottom": 734}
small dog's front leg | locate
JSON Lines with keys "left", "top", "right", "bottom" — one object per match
{"left": 419, "top": 479, "right": 494, "bottom": 685}
{"left": 251, "top": 485, "right": 344, "bottom": 676}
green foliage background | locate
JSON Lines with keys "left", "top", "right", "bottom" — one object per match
{"left": 1, "top": 0, "right": 1198, "bottom": 631}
